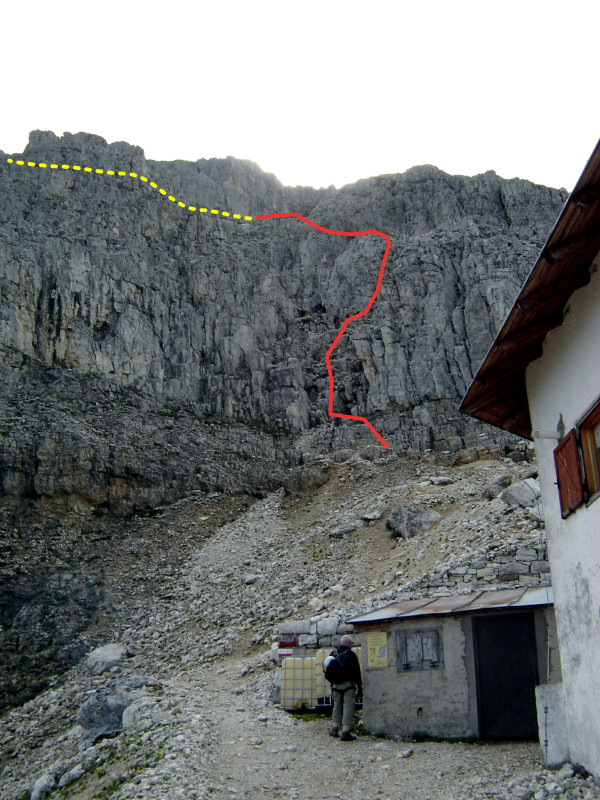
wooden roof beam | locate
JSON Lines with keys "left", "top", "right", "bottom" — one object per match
{"left": 573, "top": 183, "right": 600, "bottom": 208}
{"left": 461, "top": 380, "right": 527, "bottom": 416}
{"left": 501, "top": 408, "right": 532, "bottom": 439}
{"left": 517, "top": 269, "right": 591, "bottom": 311}
{"left": 496, "top": 310, "right": 564, "bottom": 350}
{"left": 476, "top": 343, "right": 544, "bottom": 384}
{"left": 544, "top": 223, "right": 600, "bottom": 265}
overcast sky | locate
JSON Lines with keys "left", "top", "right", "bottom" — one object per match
{"left": 2, "top": 0, "right": 599, "bottom": 192}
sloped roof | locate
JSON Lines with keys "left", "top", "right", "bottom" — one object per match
{"left": 460, "top": 139, "right": 600, "bottom": 438}
{"left": 348, "top": 586, "right": 553, "bottom": 624}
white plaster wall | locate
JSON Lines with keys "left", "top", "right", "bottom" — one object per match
{"left": 535, "top": 683, "right": 569, "bottom": 768}
{"left": 526, "top": 262, "right": 600, "bottom": 777}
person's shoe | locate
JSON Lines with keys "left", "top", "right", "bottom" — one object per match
{"left": 329, "top": 727, "right": 339, "bottom": 737}
{"left": 340, "top": 731, "right": 357, "bottom": 741}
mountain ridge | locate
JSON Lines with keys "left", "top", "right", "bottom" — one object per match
{"left": 0, "top": 131, "right": 568, "bottom": 511}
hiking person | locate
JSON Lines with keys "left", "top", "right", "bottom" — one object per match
{"left": 325, "top": 634, "right": 362, "bottom": 741}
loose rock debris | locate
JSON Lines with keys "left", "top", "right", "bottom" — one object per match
{"left": 1, "top": 453, "right": 598, "bottom": 799}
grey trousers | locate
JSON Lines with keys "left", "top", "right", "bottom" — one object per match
{"left": 332, "top": 682, "right": 357, "bottom": 728}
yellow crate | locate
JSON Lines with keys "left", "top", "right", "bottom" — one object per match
{"left": 280, "top": 647, "right": 361, "bottom": 708}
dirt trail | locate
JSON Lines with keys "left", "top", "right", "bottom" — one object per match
{"left": 182, "top": 660, "right": 540, "bottom": 800}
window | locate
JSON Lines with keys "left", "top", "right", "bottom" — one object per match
{"left": 579, "top": 399, "right": 600, "bottom": 499}
{"left": 553, "top": 395, "right": 600, "bottom": 518}
{"left": 396, "top": 629, "right": 444, "bottom": 671}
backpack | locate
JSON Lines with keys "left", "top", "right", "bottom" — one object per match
{"left": 323, "top": 649, "right": 350, "bottom": 684}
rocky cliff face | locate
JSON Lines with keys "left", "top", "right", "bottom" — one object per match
{"left": 0, "top": 131, "right": 567, "bottom": 710}
{"left": 0, "top": 131, "right": 567, "bottom": 512}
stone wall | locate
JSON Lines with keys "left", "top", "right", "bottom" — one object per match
{"left": 277, "top": 615, "right": 355, "bottom": 653}
{"left": 402, "top": 530, "right": 550, "bottom": 598}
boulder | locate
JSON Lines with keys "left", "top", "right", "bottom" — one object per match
{"left": 298, "top": 633, "right": 318, "bottom": 646}
{"left": 386, "top": 505, "right": 442, "bottom": 539}
{"left": 499, "top": 478, "right": 541, "bottom": 508}
{"left": 58, "top": 764, "right": 85, "bottom": 788}
{"left": 527, "top": 504, "right": 545, "bottom": 523}
{"left": 557, "top": 764, "right": 574, "bottom": 780}
{"left": 76, "top": 689, "right": 130, "bottom": 749}
{"left": 278, "top": 619, "right": 311, "bottom": 635}
{"left": 122, "top": 697, "right": 173, "bottom": 730}
{"left": 115, "top": 675, "right": 159, "bottom": 692}
{"left": 362, "top": 508, "right": 384, "bottom": 521}
{"left": 66, "top": 724, "right": 84, "bottom": 740}
{"left": 328, "top": 520, "right": 364, "bottom": 538}
{"left": 506, "top": 449, "right": 530, "bottom": 463}
{"left": 482, "top": 474, "right": 512, "bottom": 500}
{"left": 336, "top": 623, "right": 354, "bottom": 635}
{"left": 86, "top": 643, "right": 127, "bottom": 675}
{"left": 31, "top": 773, "right": 55, "bottom": 800}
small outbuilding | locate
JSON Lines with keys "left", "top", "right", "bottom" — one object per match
{"left": 349, "top": 587, "right": 559, "bottom": 741}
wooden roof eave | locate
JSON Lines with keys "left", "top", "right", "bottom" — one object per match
{"left": 460, "top": 138, "right": 600, "bottom": 437}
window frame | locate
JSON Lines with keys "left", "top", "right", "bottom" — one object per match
{"left": 578, "top": 397, "right": 600, "bottom": 503}
{"left": 554, "top": 394, "right": 600, "bottom": 519}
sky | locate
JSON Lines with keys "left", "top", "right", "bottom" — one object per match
{"left": 2, "top": 0, "right": 599, "bottom": 192}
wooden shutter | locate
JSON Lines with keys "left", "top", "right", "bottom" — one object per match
{"left": 396, "top": 633, "right": 408, "bottom": 671}
{"left": 421, "top": 631, "right": 439, "bottom": 665}
{"left": 396, "top": 630, "right": 444, "bottom": 671}
{"left": 554, "top": 429, "right": 585, "bottom": 518}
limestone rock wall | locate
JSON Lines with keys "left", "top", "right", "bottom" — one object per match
{"left": 0, "top": 131, "right": 567, "bottom": 510}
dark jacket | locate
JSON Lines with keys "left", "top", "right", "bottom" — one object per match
{"left": 331, "top": 645, "right": 362, "bottom": 693}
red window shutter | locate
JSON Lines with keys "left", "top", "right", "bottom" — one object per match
{"left": 554, "top": 429, "right": 585, "bottom": 518}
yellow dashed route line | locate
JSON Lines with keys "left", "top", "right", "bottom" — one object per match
{"left": 5, "top": 158, "right": 253, "bottom": 221}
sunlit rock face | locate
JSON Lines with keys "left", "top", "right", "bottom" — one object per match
{"left": 0, "top": 131, "right": 566, "bottom": 510}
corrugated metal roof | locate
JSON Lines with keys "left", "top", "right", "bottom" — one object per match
{"left": 400, "top": 594, "right": 476, "bottom": 616}
{"left": 509, "top": 585, "right": 554, "bottom": 608}
{"left": 347, "top": 598, "right": 434, "bottom": 622}
{"left": 460, "top": 138, "right": 600, "bottom": 438}
{"left": 348, "top": 586, "right": 554, "bottom": 624}
{"left": 463, "top": 588, "right": 525, "bottom": 610}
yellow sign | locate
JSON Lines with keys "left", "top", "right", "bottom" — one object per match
{"left": 367, "top": 631, "right": 388, "bottom": 669}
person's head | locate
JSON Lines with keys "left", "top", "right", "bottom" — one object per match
{"left": 340, "top": 634, "right": 353, "bottom": 648}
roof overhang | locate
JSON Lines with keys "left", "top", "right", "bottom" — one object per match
{"left": 460, "top": 139, "right": 600, "bottom": 439}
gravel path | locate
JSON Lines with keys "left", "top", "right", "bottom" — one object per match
{"left": 189, "top": 663, "right": 542, "bottom": 800}
{"left": 5, "top": 654, "right": 598, "bottom": 800}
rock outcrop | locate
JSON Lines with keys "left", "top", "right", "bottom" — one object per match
{"left": 0, "top": 131, "right": 567, "bottom": 516}
{"left": 386, "top": 504, "right": 442, "bottom": 538}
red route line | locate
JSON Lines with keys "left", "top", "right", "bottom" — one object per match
{"left": 256, "top": 212, "right": 391, "bottom": 448}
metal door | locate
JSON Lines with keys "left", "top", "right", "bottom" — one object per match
{"left": 473, "top": 612, "right": 539, "bottom": 740}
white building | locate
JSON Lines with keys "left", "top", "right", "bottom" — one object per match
{"left": 461, "top": 139, "right": 600, "bottom": 777}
